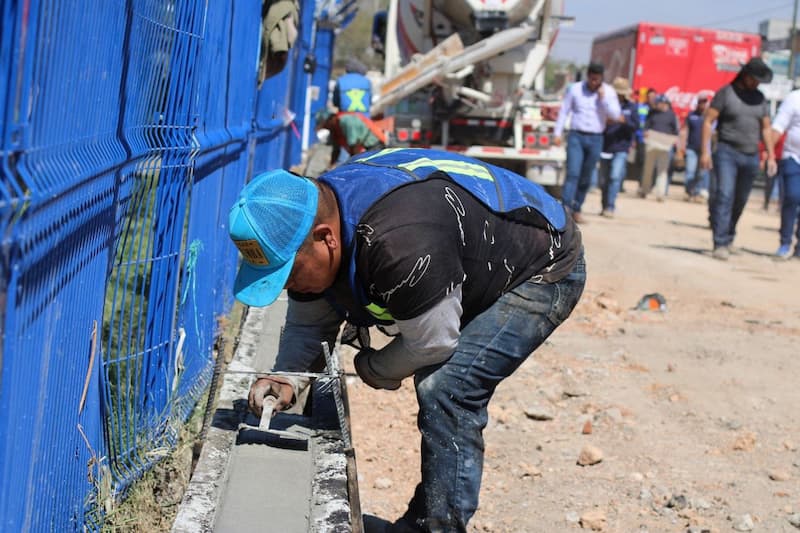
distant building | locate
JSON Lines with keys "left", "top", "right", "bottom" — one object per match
{"left": 760, "top": 18, "right": 793, "bottom": 46}
{"left": 758, "top": 19, "right": 797, "bottom": 96}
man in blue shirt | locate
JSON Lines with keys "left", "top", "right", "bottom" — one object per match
{"left": 333, "top": 58, "right": 373, "bottom": 117}
{"left": 554, "top": 63, "right": 622, "bottom": 223}
{"left": 680, "top": 95, "right": 711, "bottom": 202}
{"left": 599, "top": 77, "right": 640, "bottom": 217}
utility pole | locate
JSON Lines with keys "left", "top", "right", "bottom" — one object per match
{"left": 789, "top": 0, "right": 799, "bottom": 86}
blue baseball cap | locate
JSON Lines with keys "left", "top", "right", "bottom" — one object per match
{"left": 229, "top": 169, "right": 319, "bottom": 306}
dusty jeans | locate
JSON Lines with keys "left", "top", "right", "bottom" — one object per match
{"left": 400, "top": 253, "right": 587, "bottom": 532}
{"left": 709, "top": 141, "right": 760, "bottom": 248}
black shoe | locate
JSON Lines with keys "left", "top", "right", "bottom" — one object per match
{"left": 363, "top": 514, "right": 423, "bottom": 533}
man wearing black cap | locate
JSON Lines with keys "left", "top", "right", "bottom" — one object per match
{"left": 700, "top": 57, "right": 776, "bottom": 260}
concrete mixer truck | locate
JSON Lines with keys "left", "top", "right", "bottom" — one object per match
{"left": 371, "top": 0, "right": 569, "bottom": 186}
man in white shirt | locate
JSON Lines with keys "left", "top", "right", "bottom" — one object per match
{"left": 770, "top": 88, "right": 800, "bottom": 259}
{"left": 554, "top": 63, "right": 622, "bottom": 223}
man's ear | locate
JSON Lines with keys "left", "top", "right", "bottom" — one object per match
{"left": 312, "top": 224, "right": 338, "bottom": 249}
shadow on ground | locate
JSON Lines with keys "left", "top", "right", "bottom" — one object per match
{"left": 650, "top": 244, "right": 710, "bottom": 256}
{"left": 668, "top": 220, "right": 709, "bottom": 231}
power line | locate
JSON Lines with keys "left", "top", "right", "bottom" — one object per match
{"left": 697, "top": 2, "right": 794, "bottom": 27}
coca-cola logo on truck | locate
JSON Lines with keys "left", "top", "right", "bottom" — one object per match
{"left": 664, "top": 87, "right": 714, "bottom": 111}
{"left": 712, "top": 44, "right": 751, "bottom": 72}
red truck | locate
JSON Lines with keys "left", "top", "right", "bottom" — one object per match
{"left": 591, "top": 23, "right": 762, "bottom": 118}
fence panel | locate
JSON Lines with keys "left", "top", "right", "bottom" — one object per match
{"left": 0, "top": 0, "right": 341, "bottom": 529}
{"left": 0, "top": 1, "right": 128, "bottom": 529}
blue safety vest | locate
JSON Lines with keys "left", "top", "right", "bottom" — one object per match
{"left": 318, "top": 148, "right": 567, "bottom": 324}
{"left": 335, "top": 73, "right": 373, "bottom": 116}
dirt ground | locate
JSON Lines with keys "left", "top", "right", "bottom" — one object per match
{"left": 345, "top": 183, "right": 800, "bottom": 532}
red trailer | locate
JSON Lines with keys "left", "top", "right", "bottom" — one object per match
{"left": 591, "top": 23, "right": 762, "bottom": 118}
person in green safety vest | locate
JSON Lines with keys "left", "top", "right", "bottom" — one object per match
{"left": 315, "top": 108, "right": 386, "bottom": 168}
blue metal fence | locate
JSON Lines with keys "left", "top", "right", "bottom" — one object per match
{"left": 0, "top": 0, "right": 347, "bottom": 529}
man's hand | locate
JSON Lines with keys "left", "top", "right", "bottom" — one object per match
{"left": 767, "top": 157, "right": 778, "bottom": 177}
{"left": 354, "top": 349, "right": 402, "bottom": 390}
{"left": 248, "top": 376, "right": 295, "bottom": 417}
{"left": 700, "top": 152, "right": 713, "bottom": 170}
{"left": 552, "top": 136, "right": 562, "bottom": 147}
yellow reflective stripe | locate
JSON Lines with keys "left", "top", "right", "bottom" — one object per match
{"left": 355, "top": 151, "right": 493, "bottom": 181}
{"left": 398, "top": 158, "right": 493, "bottom": 181}
{"left": 345, "top": 88, "right": 368, "bottom": 112}
{"left": 365, "top": 303, "right": 394, "bottom": 321}
{"left": 356, "top": 147, "right": 404, "bottom": 162}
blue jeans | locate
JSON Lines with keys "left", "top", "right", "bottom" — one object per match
{"left": 403, "top": 254, "right": 586, "bottom": 531}
{"left": 563, "top": 132, "right": 603, "bottom": 212}
{"left": 600, "top": 151, "right": 629, "bottom": 211}
{"left": 684, "top": 148, "right": 709, "bottom": 196}
{"left": 709, "top": 142, "right": 760, "bottom": 248}
{"left": 779, "top": 158, "right": 800, "bottom": 249}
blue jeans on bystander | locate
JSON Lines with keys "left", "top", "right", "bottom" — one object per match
{"left": 600, "top": 151, "right": 629, "bottom": 212}
{"left": 709, "top": 142, "right": 760, "bottom": 248}
{"left": 562, "top": 131, "right": 603, "bottom": 213}
{"left": 778, "top": 158, "right": 800, "bottom": 253}
{"left": 684, "top": 148, "right": 709, "bottom": 197}
{"left": 398, "top": 253, "right": 587, "bottom": 531}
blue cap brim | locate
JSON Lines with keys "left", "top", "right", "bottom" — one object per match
{"left": 233, "top": 253, "right": 295, "bottom": 307}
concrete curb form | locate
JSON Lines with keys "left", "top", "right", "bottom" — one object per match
{"left": 173, "top": 303, "right": 356, "bottom": 532}
{"left": 172, "top": 307, "right": 266, "bottom": 532}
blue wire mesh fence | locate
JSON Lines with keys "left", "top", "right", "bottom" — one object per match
{"left": 0, "top": 0, "right": 342, "bottom": 529}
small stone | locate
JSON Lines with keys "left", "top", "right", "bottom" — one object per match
{"left": 524, "top": 404, "right": 554, "bottom": 421}
{"left": 595, "top": 294, "right": 620, "bottom": 312}
{"left": 630, "top": 471, "right": 644, "bottom": 482}
{"left": 769, "top": 469, "right": 791, "bottom": 481}
{"left": 725, "top": 419, "right": 743, "bottom": 431}
{"left": 639, "top": 488, "right": 652, "bottom": 501}
{"left": 562, "top": 376, "right": 589, "bottom": 398}
{"left": 604, "top": 407, "right": 624, "bottom": 424}
{"left": 579, "top": 509, "right": 606, "bottom": 530}
{"left": 666, "top": 494, "right": 687, "bottom": 510}
{"left": 582, "top": 420, "right": 593, "bottom": 435}
{"left": 732, "top": 513, "right": 754, "bottom": 531}
{"left": 577, "top": 445, "right": 604, "bottom": 466}
{"left": 692, "top": 498, "right": 712, "bottom": 510}
{"left": 788, "top": 513, "right": 800, "bottom": 529}
{"left": 784, "top": 440, "right": 797, "bottom": 451}
{"left": 373, "top": 477, "right": 393, "bottom": 490}
{"left": 732, "top": 432, "right": 757, "bottom": 452}
{"left": 565, "top": 511, "right": 580, "bottom": 523}
{"left": 517, "top": 462, "right": 542, "bottom": 478}
{"left": 667, "top": 363, "right": 676, "bottom": 372}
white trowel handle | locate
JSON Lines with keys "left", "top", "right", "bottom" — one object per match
{"left": 258, "top": 395, "right": 278, "bottom": 431}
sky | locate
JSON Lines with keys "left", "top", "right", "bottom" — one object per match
{"left": 551, "top": 0, "right": 798, "bottom": 63}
